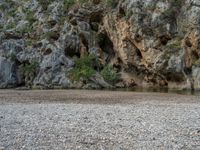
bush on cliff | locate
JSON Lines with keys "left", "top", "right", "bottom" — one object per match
{"left": 106, "top": 0, "right": 118, "bottom": 8}
{"left": 63, "top": 0, "right": 76, "bottom": 12}
{"left": 68, "top": 54, "right": 98, "bottom": 81}
{"left": 100, "top": 64, "right": 119, "bottom": 84}
{"left": 193, "top": 59, "right": 200, "bottom": 67}
{"left": 19, "top": 62, "right": 39, "bottom": 86}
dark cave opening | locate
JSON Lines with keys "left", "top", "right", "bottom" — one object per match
{"left": 90, "top": 22, "right": 99, "bottom": 32}
{"left": 89, "top": 13, "right": 103, "bottom": 32}
{"left": 64, "top": 46, "right": 80, "bottom": 58}
{"left": 134, "top": 34, "right": 143, "bottom": 43}
{"left": 118, "top": 7, "right": 126, "bottom": 18}
{"left": 136, "top": 48, "right": 143, "bottom": 59}
{"left": 98, "top": 32, "right": 115, "bottom": 62}
{"left": 192, "top": 51, "right": 199, "bottom": 61}
{"left": 113, "top": 57, "right": 123, "bottom": 72}
{"left": 16, "top": 61, "right": 33, "bottom": 87}
{"left": 90, "top": 13, "right": 103, "bottom": 23}
{"left": 79, "top": 33, "right": 89, "bottom": 51}
{"left": 185, "top": 38, "right": 192, "bottom": 47}
{"left": 165, "top": 72, "right": 185, "bottom": 82}
{"left": 159, "top": 35, "right": 171, "bottom": 45}
{"left": 43, "top": 48, "right": 52, "bottom": 55}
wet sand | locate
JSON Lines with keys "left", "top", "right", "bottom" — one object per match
{"left": 0, "top": 89, "right": 199, "bottom": 105}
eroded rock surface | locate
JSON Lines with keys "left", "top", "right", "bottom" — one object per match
{"left": 0, "top": 0, "right": 199, "bottom": 89}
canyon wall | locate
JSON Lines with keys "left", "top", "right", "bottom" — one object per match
{"left": 0, "top": 0, "right": 200, "bottom": 90}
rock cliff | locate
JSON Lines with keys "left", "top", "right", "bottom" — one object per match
{"left": 0, "top": 0, "right": 200, "bottom": 90}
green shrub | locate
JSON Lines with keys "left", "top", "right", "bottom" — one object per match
{"left": 163, "top": 0, "right": 183, "bottom": 19}
{"left": 169, "top": 43, "right": 181, "bottom": 50}
{"left": 77, "top": 0, "right": 89, "bottom": 5}
{"left": 38, "top": 0, "right": 77, "bottom": 11}
{"left": 106, "top": 0, "right": 118, "bottom": 8}
{"left": 165, "top": 41, "right": 181, "bottom": 50}
{"left": 26, "top": 11, "right": 37, "bottom": 24}
{"left": 0, "top": 4, "right": 6, "bottom": 11}
{"left": 193, "top": 59, "right": 200, "bottom": 67}
{"left": 70, "top": 65, "right": 96, "bottom": 81}
{"left": 59, "top": 16, "right": 66, "bottom": 25}
{"left": 63, "top": 0, "right": 76, "bottom": 12}
{"left": 125, "top": 11, "right": 133, "bottom": 20}
{"left": 16, "top": 26, "right": 33, "bottom": 35}
{"left": 146, "top": 4, "right": 156, "bottom": 11}
{"left": 38, "top": 0, "right": 55, "bottom": 10}
{"left": 101, "top": 64, "right": 119, "bottom": 84}
{"left": 44, "top": 31, "right": 60, "bottom": 40}
{"left": 19, "top": 62, "right": 39, "bottom": 86}
{"left": 25, "top": 39, "right": 33, "bottom": 46}
{"left": 5, "top": 22, "right": 16, "bottom": 30}
{"left": 170, "top": 0, "right": 182, "bottom": 7}
{"left": 6, "top": 53, "right": 17, "bottom": 62}
{"left": 68, "top": 54, "right": 98, "bottom": 81}
{"left": 0, "top": 24, "right": 3, "bottom": 32}
{"left": 0, "top": 0, "right": 16, "bottom": 12}
{"left": 8, "top": 7, "right": 18, "bottom": 17}
{"left": 63, "top": 0, "right": 90, "bottom": 13}
{"left": 19, "top": 62, "right": 39, "bottom": 79}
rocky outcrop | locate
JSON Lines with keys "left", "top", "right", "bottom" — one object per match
{"left": 102, "top": 0, "right": 200, "bottom": 89}
{"left": 0, "top": 0, "right": 200, "bottom": 90}
{"left": 0, "top": 56, "right": 17, "bottom": 88}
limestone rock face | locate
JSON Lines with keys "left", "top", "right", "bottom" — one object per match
{"left": 193, "top": 67, "right": 200, "bottom": 90}
{"left": 0, "top": 57, "right": 17, "bottom": 88}
{"left": 102, "top": 0, "right": 200, "bottom": 89}
{"left": 0, "top": 0, "right": 200, "bottom": 90}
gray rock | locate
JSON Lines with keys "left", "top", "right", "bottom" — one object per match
{"left": 34, "top": 51, "right": 73, "bottom": 88}
{"left": 192, "top": 67, "right": 200, "bottom": 90}
{"left": 167, "top": 54, "right": 184, "bottom": 74}
{"left": 0, "top": 39, "right": 24, "bottom": 57}
{"left": 90, "top": 73, "right": 113, "bottom": 89}
{"left": 0, "top": 146, "right": 5, "bottom": 150}
{"left": 0, "top": 57, "right": 17, "bottom": 88}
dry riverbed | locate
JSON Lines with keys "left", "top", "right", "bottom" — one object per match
{"left": 0, "top": 90, "right": 200, "bottom": 150}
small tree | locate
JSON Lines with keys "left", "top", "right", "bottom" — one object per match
{"left": 101, "top": 64, "right": 119, "bottom": 84}
{"left": 68, "top": 54, "right": 98, "bottom": 81}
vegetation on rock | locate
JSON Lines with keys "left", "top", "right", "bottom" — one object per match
{"left": 68, "top": 54, "right": 97, "bottom": 81}
{"left": 193, "top": 59, "right": 200, "bottom": 67}
{"left": 101, "top": 65, "right": 119, "bottom": 84}
{"left": 19, "top": 62, "right": 39, "bottom": 86}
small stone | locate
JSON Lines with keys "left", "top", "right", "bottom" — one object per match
{"left": 0, "top": 146, "right": 5, "bottom": 150}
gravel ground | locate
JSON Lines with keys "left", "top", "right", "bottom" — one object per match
{"left": 0, "top": 90, "right": 200, "bottom": 150}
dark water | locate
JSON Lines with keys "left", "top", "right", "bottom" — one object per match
{"left": 114, "top": 87, "right": 200, "bottom": 96}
